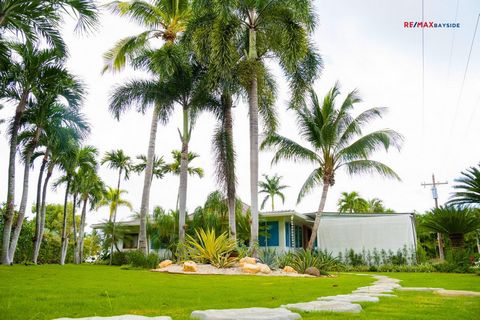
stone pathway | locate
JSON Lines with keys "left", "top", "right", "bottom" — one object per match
{"left": 190, "top": 307, "right": 301, "bottom": 320}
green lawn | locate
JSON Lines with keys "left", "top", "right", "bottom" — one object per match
{"left": 0, "top": 265, "right": 478, "bottom": 320}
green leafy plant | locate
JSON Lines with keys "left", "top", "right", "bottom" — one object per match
{"left": 186, "top": 229, "right": 237, "bottom": 268}
{"left": 291, "top": 249, "right": 322, "bottom": 274}
{"left": 258, "top": 248, "right": 279, "bottom": 269}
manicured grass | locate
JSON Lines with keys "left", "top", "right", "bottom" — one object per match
{"left": 0, "top": 265, "right": 479, "bottom": 320}
{"left": 0, "top": 265, "right": 370, "bottom": 320}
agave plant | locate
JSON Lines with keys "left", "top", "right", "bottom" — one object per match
{"left": 421, "top": 206, "right": 480, "bottom": 250}
{"left": 186, "top": 229, "right": 237, "bottom": 268}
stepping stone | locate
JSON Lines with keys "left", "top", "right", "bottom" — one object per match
{"left": 319, "top": 294, "right": 379, "bottom": 303}
{"left": 434, "top": 289, "right": 480, "bottom": 297}
{"left": 55, "top": 316, "right": 171, "bottom": 320}
{"left": 358, "top": 293, "right": 397, "bottom": 297}
{"left": 354, "top": 286, "right": 394, "bottom": 293}
{"left": 282, "top": 300, "right": 362, "bottom": 313}
{"left": 190, "top": 307, "right": 301, "bottom": 320}
{"left": 397, "top": 287, "right": 443, "bottom": 292}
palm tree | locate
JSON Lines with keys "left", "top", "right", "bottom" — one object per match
{"left": 75, "top": 169, "right": 105, "bottom": 263}
{"left": 259, "top": 174, "right": 288, "bottom": 211}
{"left": 8, "top": 95, "right": 88, "bottom": 263}
{"left": 0, "top": 0, "right": 98, "bottom": 61}
{"left": 101, "top": 149, "right": 132, "bottom": 264}
{"left": 96, "top": 187, "right": 133, "bottom": 254}
{"left": 55, "top": 145, "right": 97, "bottom": 264}
{"left": 105, "top": 0, "right": 191, "bottom": 254}
{"left": 422, "top": 206, "right": 480, "bottom": 250}
{"left": 448, "top": 164, "right": 480, "bottom": 208}
{"left": 132, "top": 154, "right": 168, "bottom": 181}
{"left": 32, "top": 126, "right": 79, "bottom": 263}
{"left": 189, "top": 0, "right": 321, "bottom": 247}
{"left": 1, "top": 42, "right": 84, "bottom": 264}
{"left": 262, "top": 84, "right": 403, "bottom": 250}
{"left": 166, "top": 149, "right": 204, "bottom": 214}
{"left": 337, "top": 191, "right": 369, "bottom": 213}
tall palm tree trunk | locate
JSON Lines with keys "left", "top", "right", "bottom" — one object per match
{"left": 9, "top": 130, "right": 41, "bottom": 262}
{"left": 72, "top": 193, "right": 78, "bottom": 263}
{"left": 178, "top": 106, "right": 189, "bottom": 242}
{"left": 223, "top": 95, "right": 236, "bottom": 240}
{"left": 139, "top": 107, "right": 160, "bottom": 253}
{"left": 2, "top": 92, "right": 28, "bottom": 265}
{"left": 60, "top": 179, "right": 70, "bottom": 265}
{"left": 33, "top": 165, "right": 52, "bottom": 264}
{"left": 247, "top": 21, "right": 259, "bottom": 249}
{"left": 8, "top": 150, "right": 33, "bottom": 262}
{"left": 33, "top": 153, "right": 47, "bottom": 261}
{"left": 76, "top": 197, "right": 88, "bottom": 264}
{"left": 307, "top": 182, "right": 330, "bottom": 250}
{"left": 110, "top": 169, "right": 122, "bottom": 265}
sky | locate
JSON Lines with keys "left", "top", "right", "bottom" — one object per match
{"left": 0, "top": 0, "right": 479, "bottom": 229}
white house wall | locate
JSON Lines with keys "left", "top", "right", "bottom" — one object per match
{"left": 317, "top": 214, "right": 416, "bottom": 255}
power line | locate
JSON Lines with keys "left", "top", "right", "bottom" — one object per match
{"left": 446, "top": 0, "right": 460, "bottom": 81}
{"left": 421, "top": 0, "right": 425, "bottom": 137}
{"left": 450, "top": 13, "right": 480, "bottom": 133}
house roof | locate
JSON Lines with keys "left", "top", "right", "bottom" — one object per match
{"left": 90, "top": 211, "right": 414, "bottom": 229}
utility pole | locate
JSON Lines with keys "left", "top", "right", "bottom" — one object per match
{"left": 421, "top": 174, "right": 448, "bottom": 261}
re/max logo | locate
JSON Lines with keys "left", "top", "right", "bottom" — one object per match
{"left": 404, "top": 21, "right": 460, "bottom": 28}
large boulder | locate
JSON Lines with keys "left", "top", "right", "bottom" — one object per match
{"left": 239, "top": 257, "right": 257, "bottom": 267}
{"left": 242, "top": 263, "right": 261, "bottom": 274}
{"left": 283, "top": 266, "right": 297, "bottom": 273}
{"left": 305, "top": 267, "right": 320, "bottom": 277}
{"left": 158, "top": 259, "right": 173, "bottom": 269}
{"left": 183, "top": 261, "right": 198, "bottom": 272}
{"left": 258, "top": 263, "right": 272, "bottom": 274}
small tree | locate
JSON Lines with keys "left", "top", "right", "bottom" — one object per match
{"left": 421, "top": 206, "right": 480, "bottom": 250}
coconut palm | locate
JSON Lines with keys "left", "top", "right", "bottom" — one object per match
{"left": 422, "top": 206, "right": 480, "bottom": 250}
{"left": 96, "top": 187, "right": 133, "bottom": 254}
{"left": 55, "top": 145, "right": 97, "bottom": 264}
{"left": 8, "top": 95, "right": 88, "bottom": 263}
{"left": 448, "top": 164, "right": 480, "bottom": 208}
{"left": 262, "top": 84, "right": 403, "bottom": 250}
{"left": 101, "top": 149, "right": 132, "bottom": 264}
{"left": 259, "top": 174, "right": 288, "bottom": 211}
{"left": 1, "top": 42, "right": 84, "bottom": 264}
{"left": 189, "top": 0, "right": 321, "bottom": 247}
{"left": 105, "top": 0, "right": 192, "bottom": 254}
{"left": 337, "top": 191, "right": 369, "bottom": 213}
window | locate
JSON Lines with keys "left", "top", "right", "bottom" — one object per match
{"left": 259, "top": 221, "right": 279, "bottom": 246}
{"left": 123, "top": 234, "right": 138, "bottom": 249}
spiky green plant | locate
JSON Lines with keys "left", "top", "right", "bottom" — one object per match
{"left": 186, "top": 229, "right": 237, "bottom": 268}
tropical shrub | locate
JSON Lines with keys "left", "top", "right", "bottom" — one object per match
{"left": 146, "top": 252, "right": 160, "bottom": 269}
{"left": 290, "top": 249, "right": 324, "bottom": 274}
{"left": 111, "top": 251, "right": 127, "bottom": 266}
{"left": 258, "top": 247, "right": 279, "bottom": 269}
{"left": 186, "top": 229, "right": 237, "bottom": 268}
{"left": 276, "top": 251, "right": 295, "bottom": 269}
{"left": 126, "top": 250, "right": 147, "bottom": 268}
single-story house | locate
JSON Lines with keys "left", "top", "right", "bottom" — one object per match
{"left": 91, "top": 211, "right": 416, "bottom": 255}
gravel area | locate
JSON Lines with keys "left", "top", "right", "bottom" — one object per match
{"left": 152, "top": 264, "right": 316, "bottom": 277}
